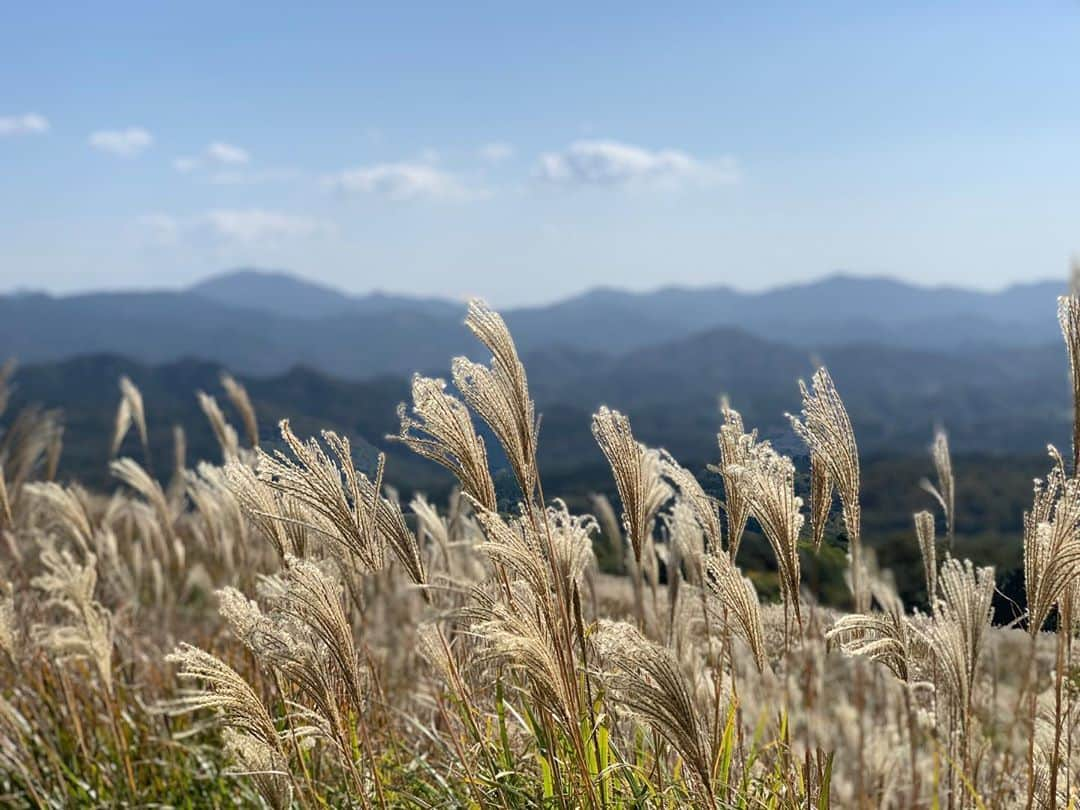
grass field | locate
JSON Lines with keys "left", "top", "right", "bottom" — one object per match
{"left": 2, "top": 297, "right": 1080, "bottom": 808}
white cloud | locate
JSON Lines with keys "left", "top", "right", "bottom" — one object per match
{"left": 479, "top": 141, "right": 514, "bottom": 164}
{"left": 536, "top": 139, "right": 737, "bottom": 188}
{"left": 0, "top": 113, "right": 49, "bottom": 136}
{"left": 205, "top": 141, "right": 250, "bottom": 165}
{"left": 326, "top": 162, "right": 478, "bottom": 201}
{"left": 138, "top": 209, "right": 332, "bottom": 246}
{"left": 89, "top": 127, "right": 153, "bottom": 157}
{"left": 200, "top": 209, "right": 327, "bottom": 243}
{"left": 173, "top": 141, "right": 251, "bottom": 173}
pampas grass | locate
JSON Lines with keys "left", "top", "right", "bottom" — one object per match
{"left": 5, "top": 290, "right": 1080, "bottom": 808}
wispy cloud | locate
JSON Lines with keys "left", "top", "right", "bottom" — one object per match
{"left": 325, "top": 162, "right": 480, "bottom": 201}
{"left": 174, "top": 141, "right": 251, "bottom": 173}
{"left": 205, "top": 141, "right": 249, "bottom": 165}
{"left": 138, "top": 209, "right": 332, "bottom": 246}
{"left": 89, "top": 127, "right": 153, "bottom": 157}
{"left": 0, "top": 113, "right": 49, "bottom": 137}
{"left": 479, "top": 141, "right": 514, "bottom": 164}
{"left": 536, "top": 139, "right": 737, "bottom": 188}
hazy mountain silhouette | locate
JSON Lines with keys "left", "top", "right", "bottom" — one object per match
{"left": 10, "top": 325, "right": 1069, "bottom": 488}
{"left": 191, "top": 268, "right": 464, "bottom": 320}
{"left": 0, "top": 269, "right": 1066, "bottom": 380}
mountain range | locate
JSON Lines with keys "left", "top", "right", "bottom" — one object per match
{"left": 2, "top": 268, "right": 1073, "bottom": 492}
{"left": 0, "top": 269, "right": 1067, "bottom": 380}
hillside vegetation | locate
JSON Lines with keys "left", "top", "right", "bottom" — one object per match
{"left": 2, "top": 295, "right": 1080, "bottom": 806}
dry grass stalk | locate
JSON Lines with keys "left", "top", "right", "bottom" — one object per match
{"left": 710, "top": 400, "right": 755, "bottom": 557}
{"left": 788, "top": 368, "right": 863, "bottom": 610}
{"left": 224, "top": 462, "right": 307, "bottom": 559}
{"left": 1024, "top": 447, "right": 1080, "bottom": 635}
{"left": 701, "top": 552, "right": 768, "bottom": 672}
{"left": 914, "top": 510, "right": 937, "bottom": 608}
{"left": 392, "top": 374, "right": 497, "bottom": 512}
{"left": 592, "top": 619, "right": 715, "bottom": 803}
{"left": 166, "top": 642, "right": 283, "bottom": 753}
{"left": 662, "top": 452, "right": 723, "bottom": 554}
{"left": 920, "top": 427, "right": 955, "bottom": 550}
{"left": 31, "top": 544, "right": 114, "bottom": 695}
{"left": 826, "top": 573, "right": 924, "bottom": 686}
{"left": 808, "top": 451, "right": 833, "bottom": 552}
{"left": 728, "top": 441, "right": 804, "bottom": 628}
{"left": 197, "top": 391, "right": 241, "bottom": 461}
{"left": 221, "top": 373, "right": 259, "bottom": 449}
{"left": 452, "top": 300, "right": 538, "bottom": 501}
{"left": 929, "top": 556, "right": 995, "bottom": 781}
{"left": 592, "top": 406, "right": 672, "bottom": 566}
{"left": 1060, "top": 295, "right": 1080, "bottom": 474}
{"left": 255, "top": 419, "right": 387, "bottom": 574}
{"left": 110, "top": 376, "right": 149, "bottom": 462}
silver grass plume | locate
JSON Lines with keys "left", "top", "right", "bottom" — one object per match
{"left": 376, "top": 485, "right": 428, "bottom": 587}
{"left": 197, "top": 390, "right": 241, "bottom": 462}
{"left": 257, "top": 421, "right": 427, "bottom": 585}
{"left": 700, "top": 552, "right": 768, "bottom": 672}
{"left": 173, "top": 424, "right": 187, "bottom": 475}
{"left": 0, "top": 405, "right": 64, "bottom": 491}
{"left": 709, "top": 401, "right": 755, "bottom": 557}
{"left": 589, "top": 492, "right": 625, "bottom": 573}
{"left": 474, "top": 502, "right": 595, "bottom": 600}
{"left": 274, "top": 556, "right": 366, "bottom": 712}
{"left": 255, "top": 420, "right": 386, "bottom": 574}
{"left": 592, "top": 406, "right": 672, "bottom": 566}
{"left": 451, "top": 300, "right": 538, "bottom": 501}
{"left": 24, "top": 481, "right": 96, "bottom": 557}
{"left": 392, "top": 374, "right": 497, "bottom": 512}
{"left": 1059, "top": 295, "right": 1080, "bottom": 473}
{"left": 728, "top": 442, "right": 804, "bottom": 625}
{"left": 787, "top": 367, "right": 864, "bottom": 610}
{"left": 0, "top": 583, "right": 16, "bottom": 663}
{"left": 110, "top": 457, "right": 179, "bottom": 555}
{"left": 827, "top": 569, "right": 926, "bottom": 685}
{"left": 914, "top": 510, "right": 937, "bottom": 608}
{"left": 410, "top": 493, "right": 451, "bottom": 568}
{"left": 543, "top": 500, "right": 598, "bottom": 596}
{"left": 1024, "top": 446, "right": 1080, "bottom": 635}
{"left": 661, "top": 451, "right": 722, "bottom": 553}
{"left": 666, "top": 500, "right": 705, "bottom": 589}
{"left": 110, "top": 375, "right": 149, "bottom": 462}
{"left": 919, "top": 427, "right": 955, "bottom": 549}
{"left": 470, "top": 584, "right": 576, "bottom": 726}
{"left": 808, "top": 451, "right": 833, "bottom": 552}
{"left": 217, "top": 573, "right": 365, "bottom": 764}
{"left": 928, "top": 557, "right": 994, "bottom": 727}
{"left": 592, "top": 620, "right": 714, "bottom": 800}
{"left": 221, "top": 727, "right": 292, "bottom": 810}
{"left": 224, "top": 462, "right": 307, "bottom": 559}
{"left": 31, "top": 545, "right": 114, "bottom": 695}
{"left": 166, "top": 642, "right": 282, "bottom": 752}
{"left": 221, "top": 373, "right": 259, "bottom": 449}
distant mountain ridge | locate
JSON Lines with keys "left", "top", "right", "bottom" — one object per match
{"left": 190, "top": 268, "right": 463, "bottom": 320}
{"left": 8, "top": 328, "right": 1070, "bottom": 489}
{"left": 0, "top": 268, "right": 1066, "bottom": 380}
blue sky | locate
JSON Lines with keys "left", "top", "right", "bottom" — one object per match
{"left": 2, "top": 1, "right": 1078, "bottom": 305}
